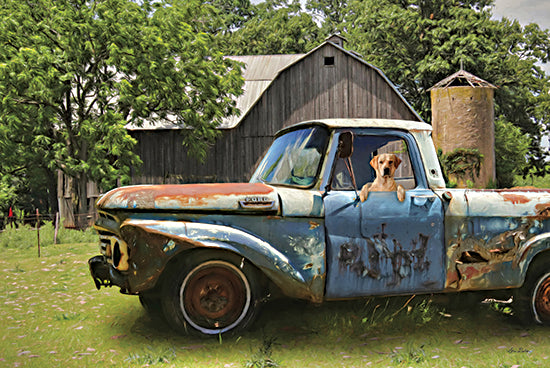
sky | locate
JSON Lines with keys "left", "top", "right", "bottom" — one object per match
{"left": 493, "top": 0, "right": 550, "bottom": 30}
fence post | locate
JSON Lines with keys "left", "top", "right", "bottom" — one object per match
{"left": 54, "top": 212, "right": 59, "bottom": 244}
{"left": 36, "top": 209, "right": 40, "bottom": 258}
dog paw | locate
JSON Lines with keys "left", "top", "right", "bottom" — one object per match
{"left": 397, "top": 185, "right": 406, "bottom": 202}
{"left": 359, "top": 184, "right": 370, "bottom": 202}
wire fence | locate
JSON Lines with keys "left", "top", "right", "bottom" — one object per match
{"left": 0, "top": 212, "right": 97, "bottom": 231}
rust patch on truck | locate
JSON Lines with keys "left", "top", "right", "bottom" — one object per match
{"left": 446, "top": 222, "right": 530, "bottom": 290}
{"left": 535, "top": 203, "right": 550, "bottom": 219}
{"left": 97, "top": 183, "right": 278, "bottom": 211}
{"left": 309, "top": 221, "right": 320, "bottom": 230}
{"left": 502, "top": 193, "right": 530, "bottom": 205}
{"left": 446, "top": 203, "right": 550, "bottom": 290}
{"left": 112, "top": 183, "right": 273, "bottom": 200}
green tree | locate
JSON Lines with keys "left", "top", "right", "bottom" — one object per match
{"left": 0, "top": 0, "right": 244, "bottom": 220}
{"left": 306, "top": 0, "right": 348, "bottom": 35}
{"left": 207, "top": 0, "right": 256, "bottom": 34}
{"left": 494, "top": 119, "right": 530, "bottom": 188}
{"left": 0, "top": 95, "right": 55, "bottom": 214}
{"left": 341, "top": 0, "right": 550, "bottom": 184}
{"left": 220, "top": 0, "right": 322, "bottom": 55}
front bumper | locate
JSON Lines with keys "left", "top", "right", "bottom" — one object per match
{"left": 88, "top": 255, "right": 129, "bottom": 293}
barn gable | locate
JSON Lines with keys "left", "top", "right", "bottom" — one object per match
{"left": 130, "top": 40, "right": 423, "bottom": 184}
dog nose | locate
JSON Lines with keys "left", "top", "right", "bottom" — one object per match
{"left": 383, "top": 167, "right": 390, "bottom": 176}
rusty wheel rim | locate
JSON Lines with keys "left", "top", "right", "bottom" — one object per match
{"left": 180, "top": 261, "right": 251, "bottom": 334}
{"left": 533, "top": 273, "right": 550, "bottom": 324}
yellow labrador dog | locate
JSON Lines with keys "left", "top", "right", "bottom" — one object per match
{"left": 359, "top": 153, "right": 406, "bottom": 202}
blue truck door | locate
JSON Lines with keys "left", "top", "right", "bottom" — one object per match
{"left": 324, "top": 132, "right": 446, "bottom": 299}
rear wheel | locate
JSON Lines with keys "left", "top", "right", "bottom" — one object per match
{"left": 162, "top": 251, "right": 263, "bottom": 336}
{"left": 533, "top": 273, "right": 550, "bottom": 323}
{"left": 514, "top": 264, "right": 550, "bottom": 325}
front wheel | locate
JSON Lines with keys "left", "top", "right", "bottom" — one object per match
{"left": 162, "top": 251, "right": 263, "bottom": 336}
{"left": 139, "top": 292, "right": 164, "bottom": 321}
{"left": 514, "top": 266, "right": 550, "bottom": 325}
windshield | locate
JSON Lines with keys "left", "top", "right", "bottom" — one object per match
{"left": 250, "top": 126, "right": 329, "bottom": 187}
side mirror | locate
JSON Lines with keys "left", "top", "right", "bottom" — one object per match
{"left": 337, "top": 131, "right": 354, "bottom": 159}
{"left": 324, "top": 131, "right": 358, "bottom": 199}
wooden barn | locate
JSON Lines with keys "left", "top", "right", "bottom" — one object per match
{"left": 129, "top": 35, "right": 422, "bottom": 184}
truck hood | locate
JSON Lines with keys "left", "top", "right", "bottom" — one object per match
{"left": 96, "top": 183, "right": 279, "bottom": 212}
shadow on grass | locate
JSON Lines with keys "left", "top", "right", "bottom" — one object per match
{"left": 122, "top": 292, "right": 524, "bottom": 342}
{"left": 104, "top": 293, "right": 547, "bottom": 367}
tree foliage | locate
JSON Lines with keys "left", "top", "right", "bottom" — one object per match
{"left": 218, "top": 0, "right": 322, "bottom": 55}
{"left": 494, "top": 118, "right": 530, "bottom": 188}
{"left": 207, "top": 0, "right": 256, "bottom": 34}
{"left": 306, "top": 0, "right": 348, "bottom": 35}
{"left": 307, "top": 0, "right": 550, "bottom": 184}
{"left": 0, "top": 0, "right": 244, "bottom": 215}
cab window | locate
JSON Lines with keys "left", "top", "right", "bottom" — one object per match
{"left": 331, "top": 135, "right": 416, "bottom": 191}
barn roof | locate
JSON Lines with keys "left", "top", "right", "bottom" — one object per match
{"left": 127, "top": 39, "right": 422, "bottom": 131}
{"left": 218, "top": 54, "right": 304, "bottom": 129}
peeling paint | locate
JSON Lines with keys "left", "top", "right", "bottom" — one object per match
{"left": 287, "top": 234, "right": 325, "bottom": 280}
{"left": 337, "top": 224, "right": 430, "bottom": 286}
{"left": 163, "top": 240, "right": 176, "bottom": 253}
{"left": 445, "top": 198, "right": 550, "bottom": 290}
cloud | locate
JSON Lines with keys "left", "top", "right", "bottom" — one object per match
{"left": 493, "top": 0, "right": 550, "bottom": 30}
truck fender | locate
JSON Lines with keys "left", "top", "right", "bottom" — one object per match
{"left": 120, "top": 219, "right": 319, "bottom": 301}
{"left": 516, "top": 233, "right": 550, "bottom": 283}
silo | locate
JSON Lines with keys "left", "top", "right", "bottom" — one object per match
{"left": 430, "top": 70, "right": 497, "bottom": 188}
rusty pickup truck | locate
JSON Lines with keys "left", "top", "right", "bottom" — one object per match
{"left": 89, "top": 118, "right": 550, "bottom": 336}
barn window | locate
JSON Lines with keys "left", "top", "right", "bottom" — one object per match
{"left": 324, "top": 56, "right": 335, "bottom": 66}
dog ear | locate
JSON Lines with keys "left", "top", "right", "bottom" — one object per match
{"left": 393, "top": 155, "right": 402, "bottom": 168}
{"left": 370, "top": 156, "right": 378, "bottom": 169}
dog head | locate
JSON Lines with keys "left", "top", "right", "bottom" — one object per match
{"left": 370, "top": 153, "right": 401, "bottom": 178}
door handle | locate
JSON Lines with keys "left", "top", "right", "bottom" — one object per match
{"left": 411, "top": 195, "right": 436, "bottom": 206}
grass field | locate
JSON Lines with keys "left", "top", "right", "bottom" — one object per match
{"left": 1, "top": 238, "right": 550, "bottom": 367}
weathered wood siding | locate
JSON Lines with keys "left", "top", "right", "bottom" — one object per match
{"left": 130, "top": 43, "right": 421, "bottom": 184}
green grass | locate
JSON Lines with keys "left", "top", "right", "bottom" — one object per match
{"left": 1, "top": 241, "right": 549, "bottom": 367}
{"left": 0, "top": 221, "right": 98, "bottom": 249}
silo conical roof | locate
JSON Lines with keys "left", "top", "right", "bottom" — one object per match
{"left": 429, "top": 70, "right": 497, "bottom": 90}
